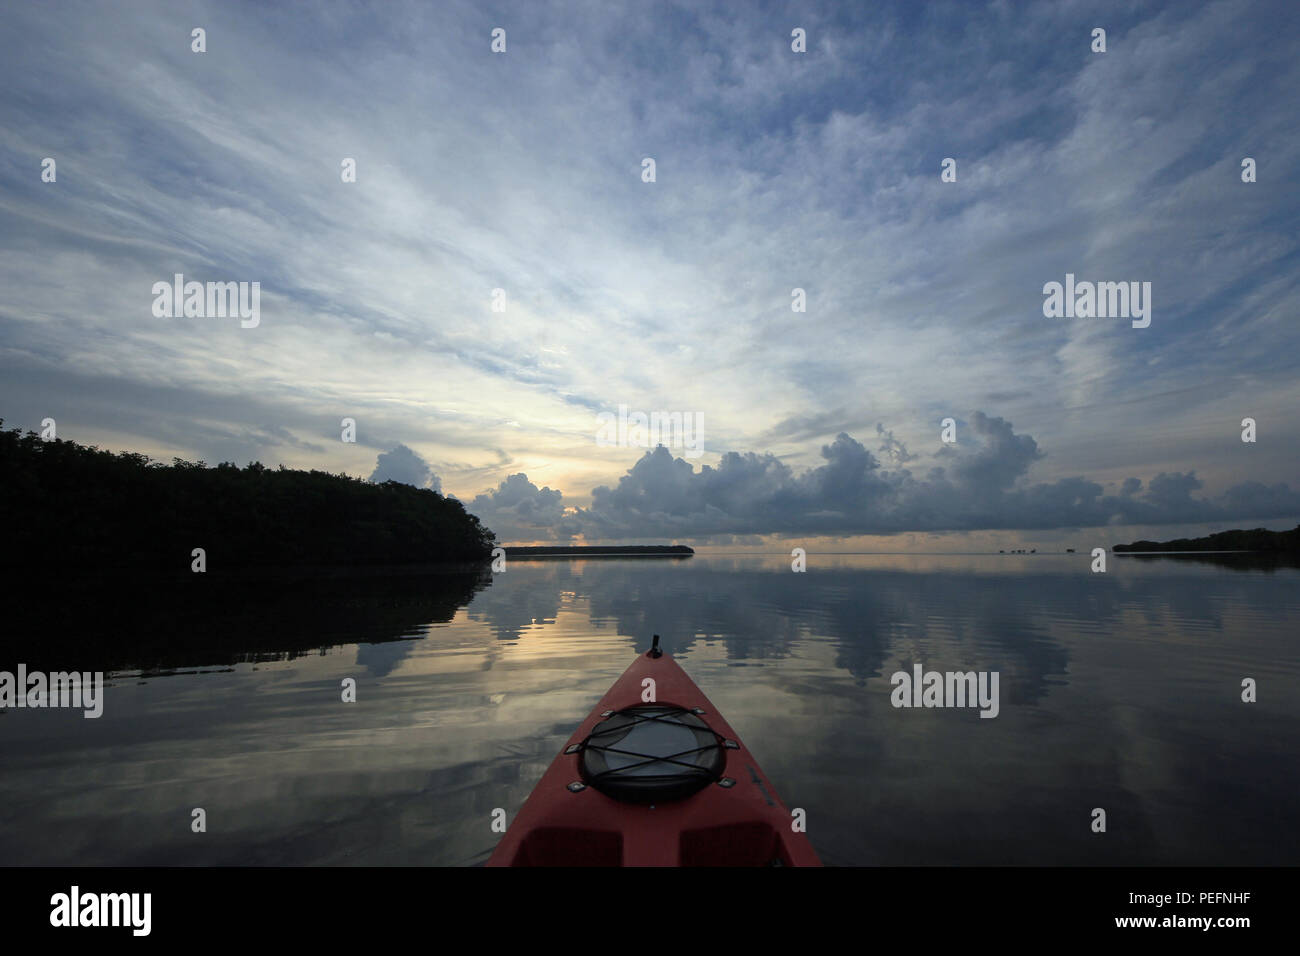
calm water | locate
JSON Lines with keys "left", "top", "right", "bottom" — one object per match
{"left": 1, "top": 553, "right": 1297, "bottom": 866}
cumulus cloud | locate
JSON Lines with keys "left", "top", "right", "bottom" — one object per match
{"left": 469, "top": 473, "right": 575, "bottom": 541}
{"left": 369, "top": 444, "right": 441, "bottom": 491}
{"left": 875, "top": 424, "right": 917, "bottom": 466}
{"left": 475, "top": 412, "right": 1300, "bottom": 540}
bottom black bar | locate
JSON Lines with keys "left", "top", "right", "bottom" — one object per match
{"left": 0, "top": 866, "right": 1282, "bottom": 941}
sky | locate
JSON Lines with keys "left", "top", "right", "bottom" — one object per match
{"left": 1, "top": 0, "right": 1298, "bottom": 548}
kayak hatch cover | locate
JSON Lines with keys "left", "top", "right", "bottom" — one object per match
{"left": 487, "top": 635, "right": 822, "bottom": 866}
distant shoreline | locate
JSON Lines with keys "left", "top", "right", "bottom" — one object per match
{"left": 1113, "top": 525, "right": 1300, "bottom": 554}
{"left": 1114, "top": 549, "right": 1252, "bottom": 556}
{"left": 503, "top": 545, "right": 693, "bottom": 559}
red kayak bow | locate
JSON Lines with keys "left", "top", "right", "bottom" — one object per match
{"left": 488, "top": 636, "right": 821, "bottom": 866}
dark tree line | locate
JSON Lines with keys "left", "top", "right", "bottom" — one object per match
{"left": 505, "top": 545, "right": 692, "bottom": 556}
{"left": 0, "top": 421, "right": 496, "bottom": 571}
{"left": 1114, "top": 524, "right": 1300, "bottom": 553}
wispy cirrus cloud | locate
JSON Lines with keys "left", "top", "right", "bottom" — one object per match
{"left": 0, "top": 0, "right": 1296, "bottom": 541}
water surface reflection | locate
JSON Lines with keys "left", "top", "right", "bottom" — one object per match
{"left": 1, "top": 554, "right": 1296, "bottom": 865}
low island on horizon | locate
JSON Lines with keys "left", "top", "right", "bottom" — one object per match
{"left": 1114, "top": 524, "right": 1300, "bottom": 553}
{"left": 503, "top": 544, "right": 694, "bottom": 558}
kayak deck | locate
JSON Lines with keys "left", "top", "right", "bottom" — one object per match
{"left": 488, "top": 638, "right": 821, "bottom": 866}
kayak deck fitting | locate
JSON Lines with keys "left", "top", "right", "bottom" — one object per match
{"left": 488, "top": 636, "right": 821, "bottom": 866}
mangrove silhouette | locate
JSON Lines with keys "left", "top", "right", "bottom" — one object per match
{"left": 1113, "top": 524, "right": 1300, "bottom": 554}
{"left": 0, "top": 421, "right": 496, "bottom": 572}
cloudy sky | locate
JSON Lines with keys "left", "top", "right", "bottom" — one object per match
{"left": 2, "top": 0, "right": 1297, "bottom": 546}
